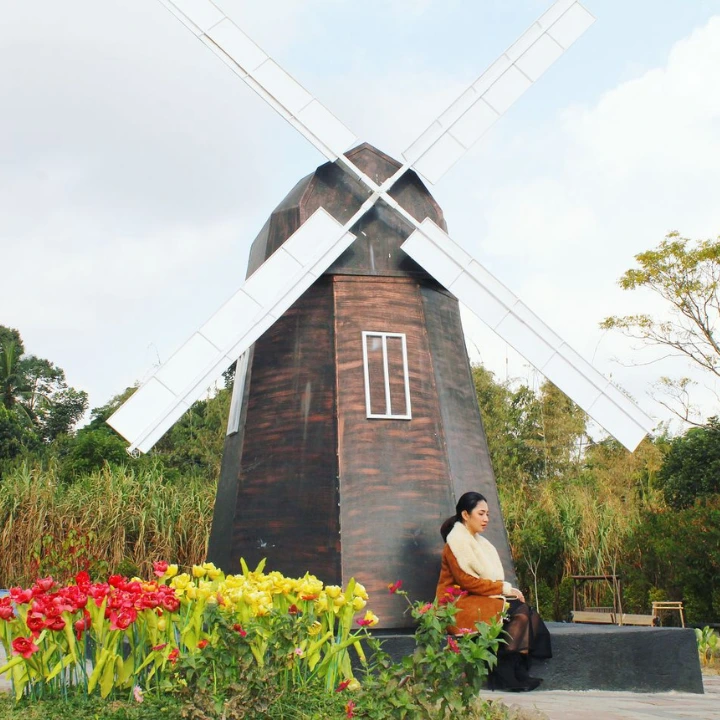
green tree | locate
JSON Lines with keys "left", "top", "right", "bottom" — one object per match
{"left": 628, "top": 498, "right": 720, "bottom": 622}
{"left": 0, "top": 326, "right": 88, "bottom": 447}
{"left": 0, "top": 404, "right": 37, "bottom": 463}
{"left": 54, "top": 387, "right": 135, "bottom": 481}
{"left": 601, "top": 232, "right": 720, "bottom": 424}
{"left": 0, "top": 337, "right": 30, "bottom": 412}
{"left": 657, "top": 417, "right": 720, "bottom": 508}
{"left": 473, "top": 366, "right": 587, "bottom": 487}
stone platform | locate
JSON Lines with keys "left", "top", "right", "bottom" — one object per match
{"left": 368, "top": 621, "right": 704, "bottom": 694}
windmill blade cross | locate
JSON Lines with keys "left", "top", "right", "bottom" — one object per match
{"left": 109, "top": 0, "right": 652, "bottom": 454}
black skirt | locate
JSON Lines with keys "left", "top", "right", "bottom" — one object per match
{"left": 503, "top": 599, "right": 552, "bottom": 659}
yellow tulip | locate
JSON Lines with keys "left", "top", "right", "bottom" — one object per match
{"left": 202, "top": 562, "right": 222, "bottom": 580}
{"left": 348, "top": 679, "right": 361, "bottom": 691}
{"left": 361, "top": 611, "right": 379, "bottom": 627}
{"left": 325, "top": 585, "right": 342, "bottom": 599}
{"left": 308, "top": 621, "right": 322, "bottom": 636}
{"left": 171, "top": 573, "right": 191, "bottom": 591}
{"left": 165, "top": 564, "right": 179, "bottom": 579}
{"left": 157, "top": 615, "right": 167, "bottom": 631}
{"left": 192, "top": 565, "right": 207, "bottom": 578}
{"left": 352, "top": 596, "right": 367, "bottom": 611}
{"left": 353, "top": 582, "right": 369, "bottom": 600}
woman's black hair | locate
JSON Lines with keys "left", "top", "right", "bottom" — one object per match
{"left": 440, "top": 491, "right": 488, "bottom": 542}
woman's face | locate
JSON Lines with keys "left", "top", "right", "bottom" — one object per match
{"left": 462, "top": 500, "right": 490, "bottom": 535}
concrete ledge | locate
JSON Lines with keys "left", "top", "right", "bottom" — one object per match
{"left": 533, "top": 622, "right": 703, "bottom": 693}
{"left": 363, "top": 622, "right": 704, "bottom": 694}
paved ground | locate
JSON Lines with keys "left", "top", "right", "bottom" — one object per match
{"left": 487, "top": 673, "right": 720, "bottom": 719}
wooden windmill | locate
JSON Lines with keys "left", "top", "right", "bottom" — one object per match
{"left": 108, "top": 0, "right": 653, "bottom": 627}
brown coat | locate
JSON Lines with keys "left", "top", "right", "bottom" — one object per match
{"left": 435, "top": 544, "right": 505, "bottom": 633}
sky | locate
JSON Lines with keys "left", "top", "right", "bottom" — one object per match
{"left": 2, "top": 0, "right": 720, "bottom": 439}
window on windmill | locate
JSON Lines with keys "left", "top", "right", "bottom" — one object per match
{"left": 361, "top": 331, "right": 412, "bottom": 420}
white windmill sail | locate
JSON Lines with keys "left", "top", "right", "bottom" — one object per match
{"left": 109, "top": 0, "right": 652, "bottom": 454}
{"left": 401, "top": 220, "right": 653, "bottom": 451}
{"left": 404, "top": 0, "right": 595, "bottom": 185}
{"left": 156, "top": 0, "right": 357, "bottom": 162}
{"left": 108, "top": 209, "right": 356, "bottom": 453}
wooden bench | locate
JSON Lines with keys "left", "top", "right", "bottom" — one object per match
{"left": 571, "top": 610, "right": 616, "bottom": 624}
{"left": 619, "top": 613, "right": 656, "bottom": 626}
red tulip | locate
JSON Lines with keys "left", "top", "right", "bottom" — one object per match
{"left": 153, "top": 561, "right": 169, "bottom": 578}
{"left": 74, "top": 613, "right": 91, "bottom": 640}
{"left": 233, "top": 624, "right": 248, "bottom": 638}
{"left": 45, "top": 616, "right": 66, "bottom": 632}
{"left": 161, "top": 595, "right": 180, "bottom": 613}
{"left": 9, "top": 588, "right": 33, "bottom": 604}
{"left": 26, "top": 612, "right": 46, "bottom": 637}
{"left": 34, "top": 577, "right": 55, "bottom": 594}
{"left": 75, "top": 571, "right": 91, "bottom": 588}
{"left": 12, "top": 636, "right": 39, "bottom": 659}
{"left": 108, "top": 575, "right": 127, "bottom": 590}
{"left": 109, "top": 608, "right": 137, "bottom": 631}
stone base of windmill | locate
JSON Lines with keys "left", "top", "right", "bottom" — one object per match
{"left": 356, "top": 623, "right": 704, "bottom": 693}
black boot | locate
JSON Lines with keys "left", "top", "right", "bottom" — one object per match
{"left": 490, "top": 652, "right": 540, "bottom": 692}
{"left": 514, "top": 654, "right": 543, "bottom": 685}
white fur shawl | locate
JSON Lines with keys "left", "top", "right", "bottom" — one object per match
{"left": 446, "top": 522, "right": 512, "bottom": 596}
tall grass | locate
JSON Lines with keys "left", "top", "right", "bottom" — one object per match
{"left": 498, "top": 438, "right": 666, "bottom": 616}
{"left": 0, "top": 460, "right": 216, "bottom": 586}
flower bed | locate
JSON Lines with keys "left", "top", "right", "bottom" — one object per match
{"left": 0, "top": 559, "right": 373, "bottom": 702}
{"left": 0, "top": 563, "right": 508, "bottom": 719}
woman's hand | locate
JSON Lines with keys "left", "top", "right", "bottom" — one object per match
{"left": 509, "top": 587, "right": 525, "bottom": 603}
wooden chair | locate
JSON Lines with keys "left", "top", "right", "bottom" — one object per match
{"left": 652, "top": 601, "right": 685, "bottom": 628}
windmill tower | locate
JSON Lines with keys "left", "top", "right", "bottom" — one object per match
{"left": 108, "top": 0, "right": 653, "bottom": 628}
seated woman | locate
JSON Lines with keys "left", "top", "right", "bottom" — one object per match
{"left": 436, "top": 491, "right": 551, "bottom": 692}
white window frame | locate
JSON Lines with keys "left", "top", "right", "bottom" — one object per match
{"left": 361, "top": 331, "right": 412, "bottom": 420}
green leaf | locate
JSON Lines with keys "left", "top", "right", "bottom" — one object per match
{"left": 87, "top": 647, "right": 110, "bottom": 695}
{"left": 100, "top": 653, "right": 118, "bottom": 698}
{"left": 46, "top": 654, "right": 74, "bottom": 682}
{"left": 0, "top": 655, "right": 24, "bottom": 676}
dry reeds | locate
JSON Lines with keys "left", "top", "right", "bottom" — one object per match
{"left": 0, "top": 460, "right": 216, "bottom": 586}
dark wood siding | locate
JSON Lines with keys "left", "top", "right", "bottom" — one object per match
{"left": 420, "top": 286, "right": 517, "bottom": 586}
{"left": 334, "top": 276, "right": 452, "bottom": 628}
{"left": 225, "top": 278, "right": 341, "bottom": 583}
